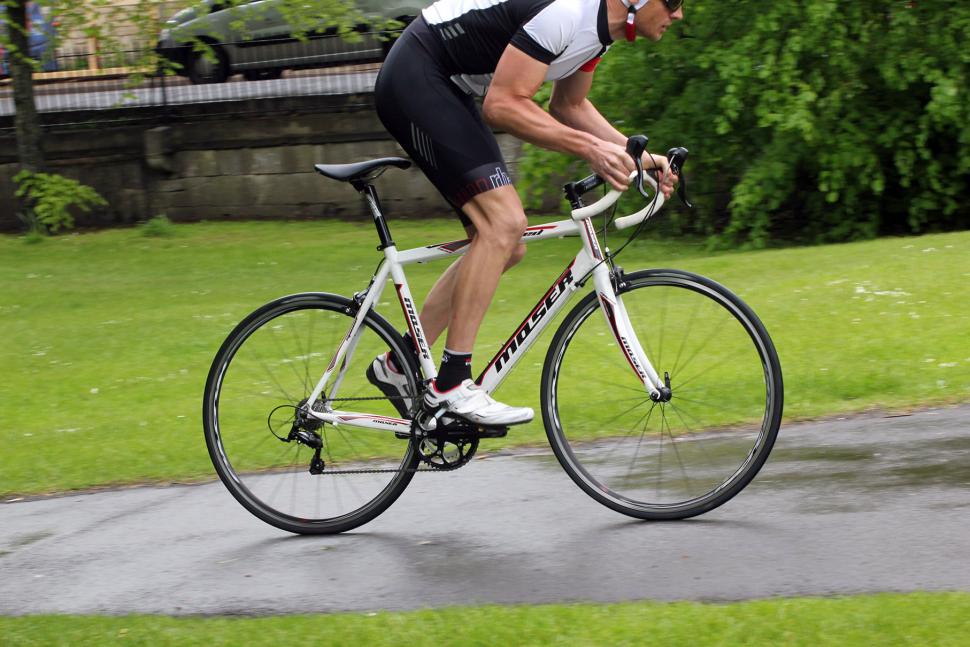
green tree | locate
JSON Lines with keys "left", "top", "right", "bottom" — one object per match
{"left": 3, "top": 0, "right": 44, "bottom": 173}
{"left": 520, "top": 0, "right": 970, "bottom": 247}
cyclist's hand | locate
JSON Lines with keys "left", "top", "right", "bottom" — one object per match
{"left": 643, "top": 154, "right": 679, "bottom": 199}
{"left": 586, "top": 141, "right": 637, "bottom": 191}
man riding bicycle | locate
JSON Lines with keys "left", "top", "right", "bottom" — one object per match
{"left": 369, "top": 0, "right": 683, "bottom": 427}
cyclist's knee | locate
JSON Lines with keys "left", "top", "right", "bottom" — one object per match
{"left": 468, "top": 208, "right": 526, "bottom": 253}
{"left": 493, "top": 213, "right": 527, "bottom": 255}
{"left": 507, "top": 243, "right": 527, "bottom": 268}
{"left": 463, "top": 187, "right": 526, "bottom": 246}
{"left": 498, "top": 210, "right": 528, "bottom": 239}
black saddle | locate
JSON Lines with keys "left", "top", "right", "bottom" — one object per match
{"left": 314, "top": 157, "right": 412, "bottom": 187}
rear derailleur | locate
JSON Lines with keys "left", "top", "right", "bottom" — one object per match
{"left": 272, "top": 398, "right": 327, "bottom": 475}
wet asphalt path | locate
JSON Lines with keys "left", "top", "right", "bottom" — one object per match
{"left": 2, "top": 405, "right": 969, "bottom": 615}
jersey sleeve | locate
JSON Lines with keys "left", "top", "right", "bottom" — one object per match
{"left": 510, "top": 0, "right": 583, "bottom": 65}
{"left": 578, "top": 56, "right": 602, "bottom": 72}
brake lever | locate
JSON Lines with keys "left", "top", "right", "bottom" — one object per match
{"left": 666, "top": 147, "right": 693, "bottom": 209}
{"left": 625, "top": 135, "right": 652, "bottom": 200}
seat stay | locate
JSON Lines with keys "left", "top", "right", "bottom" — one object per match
{"left": 306, "top": 261, "right": 393, "bottom": 410}
{"left": 327, "top": 274, "right": 391, "bottom": 402}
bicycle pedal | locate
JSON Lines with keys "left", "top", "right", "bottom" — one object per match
{"left": 475, "top": 425, "right": 509, "bottom": 439}
{"left": 432, "top": 421, "right": 508, "bottom": 440}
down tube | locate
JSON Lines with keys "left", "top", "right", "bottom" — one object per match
{"left": 477, "top": 251, "right": 597, "bottom": 394}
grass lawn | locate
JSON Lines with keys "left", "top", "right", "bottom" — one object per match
{"left": 1, "top": 221, "right": 968, "bottom": 496}
{"left": 2, "top": 593, "right": 969, "bottom": 646}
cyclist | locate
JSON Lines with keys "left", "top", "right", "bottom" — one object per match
{"left": 369, "top": 0, "right": 683, "bottom": 426}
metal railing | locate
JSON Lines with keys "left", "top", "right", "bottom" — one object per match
{"left": 0, "top": 35, "right": 385, "bottom": 119}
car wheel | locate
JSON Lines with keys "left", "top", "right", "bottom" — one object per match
{"left": 242, "top": 69, "right": 283, "bottom": 81}
{"left": 188, "top": 46, "right": 229, "bottom": 84}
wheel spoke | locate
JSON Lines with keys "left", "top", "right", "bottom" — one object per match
{"left": 204, "top": 297, "right": 418, "bottom": 534}
{"left": 544, "top": 272, "right": 782, "bottom": 519}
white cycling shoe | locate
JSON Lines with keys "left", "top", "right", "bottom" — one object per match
{"left": 423, "top": 379, "right": 534, "bottom": 427}
{"left": 366, "top": 353, "right": 413, "bottom": 417}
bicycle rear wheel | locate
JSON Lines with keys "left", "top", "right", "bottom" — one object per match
{"left": 203, "top": 292, "right": 420, "bottom": 534}
{"left": 541, "top": 269, "right": 783, "bottom": 520}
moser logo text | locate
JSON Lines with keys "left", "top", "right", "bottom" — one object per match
{"left": 402, "top": 293, "right": 432, "bottom": 361}
{"left": 494, "top": 269, "right": 575, "bottom": 373}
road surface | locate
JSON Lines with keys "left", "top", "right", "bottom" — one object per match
{"left": 1, "top": 405, "right": 968, "bottom": 615}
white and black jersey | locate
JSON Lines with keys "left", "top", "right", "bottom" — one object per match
{"left": 374, "top": 0, "right": 612, "bottom": 214}
{"left": 422, "top": 0, "right": 613, "bottom": 96}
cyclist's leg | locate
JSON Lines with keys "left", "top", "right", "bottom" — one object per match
{"left": 374, "top": 18, "right": 532, "bottom": 422}
{"left": 418, "top": 185, "right": 533, "bottom": 425}
{"left": 417, "top": 234, "right": 526, "bottom": 347}
{"left": 444, "top": 186, "right": 527, "bottom": 353}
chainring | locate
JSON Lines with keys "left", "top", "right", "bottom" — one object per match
{"left": 415, "top": 433, "right": 479, "bottom": 470}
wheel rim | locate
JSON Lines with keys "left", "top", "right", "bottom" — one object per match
{"left": 207, "top": 302, "right": 416, "bottom": 527}
{"left": 547, "top": 275, "right": 780, "bottom": 515}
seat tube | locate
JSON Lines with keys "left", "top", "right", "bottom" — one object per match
{"left": 361, "top": 184, "right": 395, "bottom": 250}
{"left": 384, "top": 246, "right": 437, "bottom": 381}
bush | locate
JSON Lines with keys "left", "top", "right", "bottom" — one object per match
{"left": 13, "top": 171, "right": 108, "bottom": 234}
{"left": 519, "top": 1, "right": 970, "bottom": 248}
{"left": 139, "top": 214, "right": 176, "bottom": 237}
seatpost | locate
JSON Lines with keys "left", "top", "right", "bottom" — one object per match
{"left": 359, "top": 184, "right": 395, "bottom": 250}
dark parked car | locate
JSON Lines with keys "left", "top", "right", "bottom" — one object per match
{"left": 156, "top": 0, "right": 430, "bottom": 83}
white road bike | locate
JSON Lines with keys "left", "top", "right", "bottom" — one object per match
{"left": 203, "top": 137, "right": 784, "bottom": 534}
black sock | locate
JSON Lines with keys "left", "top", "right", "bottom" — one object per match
{"left": 388, "top": 332, "right": 418, "bottom": 373}
{"left": 436, "top": 348, "right": 472, "bottom": 391}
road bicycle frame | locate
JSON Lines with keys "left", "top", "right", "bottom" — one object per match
{"left": 305, "top": 176, "right": 668, "bottom": 435}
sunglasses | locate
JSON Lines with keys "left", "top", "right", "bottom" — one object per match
{"left": 662, "top": 0, "right": 684, "bottom": 11}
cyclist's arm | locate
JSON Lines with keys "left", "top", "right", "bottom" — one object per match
{"left": 550, "top": 71, "right": 677, "bottom": 195}
{"left": 483, "top": 45, "right": 634, "bottom": 190}
{"left": 549, "top": 70, "right": 623, "bottom": 144}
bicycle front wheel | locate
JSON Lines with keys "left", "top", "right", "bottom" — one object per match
{"left": 542, "top": 269, "right": 783, "bottom": 520}
{"left": 203, "top": 292, "right": 420, "bottom": 534}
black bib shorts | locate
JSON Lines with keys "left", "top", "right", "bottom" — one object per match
{"left": 374, "top": 17, "right": 514, "bottom": 226}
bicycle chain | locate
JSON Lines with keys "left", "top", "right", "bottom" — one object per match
{"left": 308, "top": 466, "right": 442, "bottom": 474}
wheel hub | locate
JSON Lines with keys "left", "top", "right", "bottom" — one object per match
{"left": 650, "top": 371, "right": 673, "bottom": 403}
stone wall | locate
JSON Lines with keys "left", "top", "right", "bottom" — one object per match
{"left": 0, "top": 93, "right": 532, "bottom": 231}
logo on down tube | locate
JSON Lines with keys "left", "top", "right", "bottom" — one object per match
{"left": 397, "top": 285, "right": 431, "bottom": 361}
{"left": 493, "top": 267, "right": 575, "bottom": 373}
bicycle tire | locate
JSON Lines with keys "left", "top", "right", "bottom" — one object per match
{"left": 203, "top": 292, "right": 421, "bottom": 534}
{"left": 541, "top": 269, "right": 783, "bottom": 520}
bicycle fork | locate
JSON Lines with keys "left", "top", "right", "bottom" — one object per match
{"left": 590, "top": 260, "right": 669, "bottom": 402}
